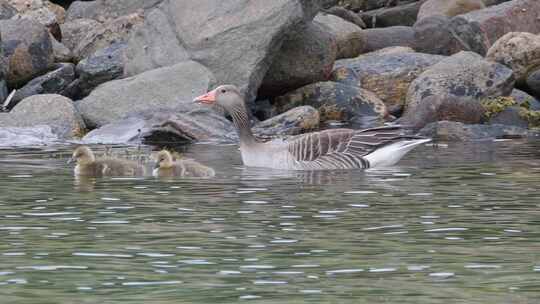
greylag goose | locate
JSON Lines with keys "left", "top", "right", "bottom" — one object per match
{"left": 153, "top": 150, "right": 215, "bottom": 178}
{"left": 194, "top": 85, "right": 430, "bottom": 170}
{"left": 69, "top": 146, "right": 145, "bottom": 177}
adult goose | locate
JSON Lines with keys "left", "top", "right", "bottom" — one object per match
{"left": 69, "top": 146, "right": 145, "bottom": 177}
{"left": 194, "top": 85, "right": 430, "bottom": 170}
{"left": 153, "top": 150, "right": 215, "bottom": 178}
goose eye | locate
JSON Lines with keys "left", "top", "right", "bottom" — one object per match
{"left": 221, "top": 89, "right": 226, "bottom": 94}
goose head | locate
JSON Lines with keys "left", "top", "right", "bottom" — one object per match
{"left": 154, "top": 150, "right": 174, "bottom": 169}
{"left": 69, "top": 146, "right": 95, "bottom": 165}
{"left": 193, "top": 85, "right": 244, "bottom": 114}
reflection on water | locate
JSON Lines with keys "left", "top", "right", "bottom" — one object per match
{"left": 0, "top": 141, "right": 540, "bottom": 303}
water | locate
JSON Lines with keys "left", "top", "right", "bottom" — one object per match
{"left": 0, "top": 141, "right": 539, "bottom": 303}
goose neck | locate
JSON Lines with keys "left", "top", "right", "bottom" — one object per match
{"left": 228, "top": 104, "right": 258, "bottom": 146}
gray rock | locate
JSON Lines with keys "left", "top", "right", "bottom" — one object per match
{"left": 315, "top": 13, "right": 365, "bottom": 60}
{"left": 0, "top": 125, "right": 59, "bottom": 147}
{"left": 324, "top": 6, "right": 366, "bottom": 28}
{"left": 488, "top": 106, "right": 529, "bottom": 129}
{"left": 526, "top": 68, "right": 540, "bottom": 97}
{"left": 419, "top": 120, "right": 530, "bottom": 141}
{"left": 0, "top": 38, "right": 6, "bottom": 104}
{"left": 76, "top": 42, "right": 125, "bottom": 96}
{"left": 486, "top": 32, "right": 540, "bottom": 85}
{"left": 0, "top": 1, "right": 17, "bottom": 19}
{"left": 361, "top": 1, "right": 423, "bottom": 28}
{"left": 402, "top": 51, "right": 515, "bottom": 130}
{"left": 60, "top": 18, "right": 102, "bottom": 52}
{"left": 10, "top": 0, "right": 66, "bottom": 40}
{"left": 124, "top": 0, "right": 321, "bottom": 104}
{"left": 417, "top": 0, "right": 485, "bottom": 21}
{"left": 83, "top": 105, "right": 236, "bottom": 145}
{"left": 10, "top": 63, "right": 75, "bottom": 109}
{"left": 0, "top": 18, "right": 54, "bottom": 87}
{"left": 0, "top": 94, "right": 85, "bottom": 139}
{"left": 253, "top": 106, "right": 320, "bottom": 137}
{"left": 331, "top": 51, "right": 445, "bottom": 108}
{"left": 271, "top": 81, "right": 388, "bottom": 128}
{"left": 413, "top": 15, "right": 462, "bottom": 55}
{"left": 51, "top": 34, "right": 73, "bottom": 63}
{"left": 511, "top": 89, "right": 540, "bottom": 110}
{"left": 363, "top": 26, "right": 415, "bottom": 53}
{"left": 66, "top": 0, "right": 163, "bottom": 21}
{"left": 77, "top": 61, "right": 216, "bottom": 128}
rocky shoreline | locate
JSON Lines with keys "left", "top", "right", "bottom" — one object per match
{"left": 1, "top": 0, "right": 540, "bottom": 147}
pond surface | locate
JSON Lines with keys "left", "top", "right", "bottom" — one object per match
{"left": 0, "top": 141, "right": 539, "bottom": 303}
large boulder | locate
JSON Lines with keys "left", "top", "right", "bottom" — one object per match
{"left": 486, "top": 32, "right": 540, "bottom": 84}
{"left": 77, "top": 61, "right": 215, "bottom": 128}
{"left": 60, "top": 18, "right": 101, "bottom": 52}
{"left": 331, "top": 50, "right": 445, "bottom": 108}
{"left": 314, "top": 13, "right": 364, "bottom": 59}
{"left": 9, "top": 0, "right": 66, "bottom": 40}
{"left": 363, "top": 26, "right": 415, "bottom": 53}
{"left": 66, "top": 0, "right": 163, "bottom": 22}
{"left": 526, "top": 68, "right": 540, "bottom": 97}
{"left": 76, "top": 42, "right": 125, "bottom": 96}
{"left": 361, "top": 1, "right": 423, "bottom": 28}
{"left": 419, "top": 120, "right": 530, "bottom": 141}
{"left": 0, "top": 94, "right": 85, "bottom": 138}
{"left": 323, "top": 6, "right": 366, "bottom": 28}
{"left": 271, "top": 81, "right": 388, "bottom": 128}
{"left": 417, "top": 0, "right": 485, "bottom": 21}
{"left": 0, "top": 1, "right": 17, "bottom": 19}
{"left": 0, "top": 18, "right": 54, "bottom": 87}
{"left": 259, "top": 22, "right": 337, "bottom": 98}
{"left": 401, "top": 51, "right": 515, "bottom": 130}
{"left": 483, "top": 94, "right": 540, "bottom": 129}
{"left": 123, "top": 0, "right": 321, "bottom": 104}
{"left": 253, "top": 106, "right": 320, "bottom": 137}
{"left": 413, "top": 15, "right": 463, "bottom": 56}
{"left": 82, "top": 105, "right": 236, "bottom": 145}
{"left": 10, "top": 63, "right": 75, "bottom": 109}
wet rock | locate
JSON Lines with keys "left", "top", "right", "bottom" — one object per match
{"left": 413, "top": 15, "right": 462, "bottom": 55}
{"left": 60, "top": 18, "right": 101, "bottom": 52}
{"left": 0, "top": 94, "right": 85, "bottom": 138}
{"left": 9, "top": 63, "right": 75, "bottom": 109}
{"left": 0, "top": 1, "right": 17, "bottom": 19}
{"left": 0, "top": 125, "right": 58, "bottom": 146}
{"left": 76, "top": 42, "right": 125, "bottom": 96}
{"left": 73, "top": 13, "right": 143, "bottom": 61}
{"left": 331, "top": 51, "right": 445, "bottom": 108}
{"left": 66, "top": 0, "right": 163, "bottom": 22}
{"left": 253, "top": 106, "right": 320, "bottom": 137}
{"left": 419, "top": 121, "right": 530, "bottom": 141}
{"left": 314, "top": 13, "right": 364, "bottom": 59}
{"left": 361, "top": 1, "right": 423, "bottom": 28}
{"left": 324, "top": 6, "right": 366, "bottom": 28}
{"left": 257, "top": 22, "right": 338, "bottom": 99}
{"left": 83, "top": 105, "right": 236, "bottom": 145}
{"left": 417, "top": 0, "right": 485, "bottom": 21}
{"left": 483, "top": 94, "right": 540, "bottom": 128}
{"left": 0, "top": 18, "right": 54, "bottom": 87}
{"left": 363, "top": 26, "right": 415, "bottom": 53}
{"left": 526, "top": 68, "right": 540, "bottom": 97}
{"left": 50, "top": 34, "right": 72, "bottom": 62}
{"left": 402, "top": 51, "right": 515, "bottom": 130}
{"left": 124, "top": 0, "right": 321, "bottom": 104}
{"left": 77, "top": 61, "right": 215, "bottom": 128}
{"left": 9, "top": 0, "right": 65, "bottom": 40}
{"left": 271, "top": 81, "right": 388, "bottom": 128}
{"left": 486, "top": 32, "right": 540, "bottom": 85}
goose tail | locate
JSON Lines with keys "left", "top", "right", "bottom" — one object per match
{"left": 364, "top": 137, "right": 431, "bottom": 168}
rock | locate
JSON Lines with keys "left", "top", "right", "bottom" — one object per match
{"left": 488, "top": 106, "right": 529, "bottom": 128}
{"left": 76, "top": 42, "right": 125, "bottom": 96}
{"left": 253, "top": 106, "right": 320, "bottom": 137}
{"left": 486, "top": 32, "right": 540, "bottom": 85}
{"left": 82, "top": 105, "right": 236, "bottom": 145}
{"left": 73, "top": 13, "right": 143, "bottom": 61}
{"left": 0, "top": 125, "right": 58, "bottom": 146}
{"left": 314, "top": 13, "right": 364, "bottom": 59}
{"left": 9, "top": 63, "right": 75, "bottom": 109}
{"left": 0, "top": 1, "right": 17, "bottom": 19}
{"left": 259, "top": 21, "right": 337, "bottom": 98}
{"left": 324, "top": 6, "right": 366, "bottom": 28}
{"left": 9, "top": 0, "right": 65, "bottom": 40}
{"left": 361, "top": 1, "right": 423, "bottom": 28}
{"left": 124, "top": 0, "right": 321, "bottom": 104}
{"left": 483, "top": 94, "right": 540, "bottom": 128}
{"left": 50, "top": 34, "right": 72, "bottom": 62}
{"left": 413, "top": 15, "right": 462, "bottom": 56}
{"left": 511, "top": 89, "right": 540, "bottom": 110}
{"left": 526, "top": 68, "right": 540, "bottom": 97}
{"left": 0, "top": 94, "right": 84, "bottom": 138}
{"left": 363, "top": 26, "right": 415, "bottom": 53}
{"left": 0, "top": 41, "right": 7, "bottom": 103}
{"left": 0, "top": 18, "right": 54, "bottom": 87}
{"left": 331, "top": 51, "right": 445, "bottom": 108}
{"left": 417, "top": 0, "right": 485, "bottom": 21}
{"left": 60, "top": 18, "right": 101, "bottom": 52}
{"left": 402, "top": 51, "right": 515, "bottom": 130}
{"left": 271, "top": 81, "right": 388, "bottom": 128}
{"left": 66, "top": 0, "right": 163, "bottom": 22}
{"left": 418, "top": 120, "right": 530, "bottom": 141}
{"left": 77, "top": 61, "right": 215, "bottom": 128}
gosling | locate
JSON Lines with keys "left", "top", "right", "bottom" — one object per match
{"left": 153, "top": 150, "right": 215, "bottom": 178}
{"left": 69, "top": 146, "right": 145, "bottom": 177}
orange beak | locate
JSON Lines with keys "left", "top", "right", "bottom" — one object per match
{"left": 194, "top": 90, "right": 216, "bottom": 104}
